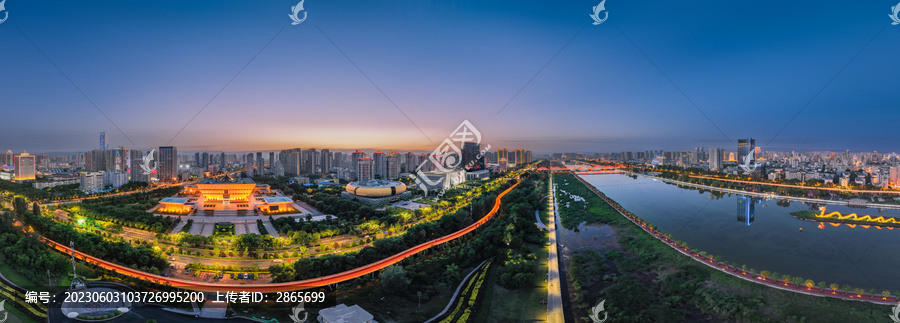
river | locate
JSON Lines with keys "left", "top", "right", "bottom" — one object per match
{"left": 577, "top": 174, "right": 900, "bottom": 293}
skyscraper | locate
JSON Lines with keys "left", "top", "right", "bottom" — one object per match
{"left": 14, "top": 151, "right": 35, "bottom": 181}
{"left": 708, "top": 147, "right": 723, "bottom": 171}
{"left": 220, "top": 152, "right": 227, "bottom": 168}
{"left": 269, "top": 152, "right": 275, "bottom": 170}
{"left": 99, "top": 132, "right": 106, "bottom": 150}
{"left": 256, "top": 152, "right": 263, "bottom": 173}
{"left": 737, "top": 138, "right": 755, "bottom": 163}
{"left": 158, "top": 146, "right": 178, "bottom": 182}
{"left": 514, "top": 149, "right": 525, "bottom": 165}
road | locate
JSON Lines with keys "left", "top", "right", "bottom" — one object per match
{"left": 39, "top": 179, "right": 522, "bottom": 293}
{"left": 547, "top": 176, "right": 564, "bottom": 323}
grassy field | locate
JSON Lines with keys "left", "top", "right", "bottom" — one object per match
{"left": 475, "top": 242, "right": 549, "bottom": 322}
{"left": 0, "top": 263, "right": 36, "bottom": 289}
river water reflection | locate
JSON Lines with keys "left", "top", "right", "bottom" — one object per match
{"left": 578, "top": 174, "right": 900, "bottom": 292}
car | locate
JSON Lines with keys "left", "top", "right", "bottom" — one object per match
{"left": 273, "top": 259, "right": 282, "bottom": 263}
{"left": 185, "top": 269, "right": 191, "bottom": 275}
{"left": 167, "top": 257, "right": 175, "bottom": 261}
{"left": 243, "top": 273, "right": 249, "bottom": 279}
{"left": 230, "top": 273, "right": 235, "bottom": 279}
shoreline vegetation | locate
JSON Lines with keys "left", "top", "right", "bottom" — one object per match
{"left": 553, "top": 171, "right": 893, "bottom": 322}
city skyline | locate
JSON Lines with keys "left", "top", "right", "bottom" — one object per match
{"left": 1, "top": 1, "right": 898, "bottom": 153}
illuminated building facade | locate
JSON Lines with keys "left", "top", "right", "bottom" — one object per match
{"left": 14, "top": 151, "right": 35, "bottom": 181}
{"left": 184, "top": 175, "right": 256, "bottom": 202}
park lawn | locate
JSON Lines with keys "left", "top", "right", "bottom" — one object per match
{"left": 0, "top": 263, "right": 37, "bottom": 288}
{"left": 476, "top": 241, "right": 549, "bottom": 323}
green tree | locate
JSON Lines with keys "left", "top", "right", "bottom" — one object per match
{"left": 829, "top": 283, "right": 839, "bottom": 292}
{"left": 883, "top": 290, "right": 891, "bottom": 298}
{"left": 32, "top": 202, "right": 41, "bottom": 217}
{"left": 380, "top": 265, "right": 411, "bottom": 294}
{"left": 14, "top": 197, "right": 27, "bottom": 217}
{"left": 759, "top": 270, "right": 771, "bottom": 279}
{"left": 804, "top": 279, "right": 815, "bottom": 289}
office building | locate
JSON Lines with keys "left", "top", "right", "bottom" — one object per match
{"left": 14, "top": 151, "right": 35, "bottom": 181}
{"left": 158, "top": 146, "right": 178, "bottom": 182}
{"left": 737, "top": 138, "right": 756, "bottom": 163}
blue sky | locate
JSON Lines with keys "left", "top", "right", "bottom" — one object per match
{"left": 0, "top": 0, "right": 897, "bottom": 154}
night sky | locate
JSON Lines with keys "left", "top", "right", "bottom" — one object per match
{"left": 0, "top": 1, "right": 897, "bottom": 154}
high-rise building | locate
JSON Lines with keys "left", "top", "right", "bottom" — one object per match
{"left": 525, "top": 150, "right": 533, "bottom": 164}
{"left": 303, "top": 149, "right": 319, "bottom": 174}
{"left": 373, "top": 151, "right": 385, "bottom": 178}
{"left": 158, "top": 146, "right": 178, "bottom": 182}
{"left": 269, "top": 152, "right": 275, "bottom": 170}
{"left": 130, "top": 150, "right": 149, "bottom": 183}
{"left": 333, "top": 152, "right": 343, "bottom": 169}
{"left": 497, "top": 149, "right": 509, "bottom": 164}
{"left": 220, "top": 152, "right": 227, "bottom": 169}
{"left": 462, "top": 142, "right": 485, "bottom": 171}
{"left": 194, "top": 152, "right": 201, "bottom": 167}
{"left": 202, "top": 152, "right": 210, "bottom": 168}
{"left": 357, "top": 157, "right": 374, "bottom": 181}
{"left": 320, "top": 149, "right": 332, "bottom": 173}
{"left": 708, "top": 147, "right": 723, "bottom": 171}
{"left": 418, "top": 153, "right": 432, "bottom": 172}
{"left": 514, "top": 149, "right": 525, "bottom": 165}
{"left": 256, "top": 152, "right": 264, "bottom": 173}
{"left": 99, "top": 132, "right": 106, "bottom": 150}
{"left": 890, "top": 167, "right": 900, "bottom": 188}
{"left": 3, "top": 150, "right": 12, "bottom": 167}
{"left": 405, "top": 152, "right": 418, "bottom": 173}
{"left": 350, "top": 150, "right": 365, "bottom": 180}
{"left": 386, "top": 153, "right": 401, "bottom": 179}
{"left": 499, "top": 158, "right": 508, "bottom": 173}
{"left": 282, "top": 148, "right": 302, "bottom": 176}
{"left": 737, "top": 138, "right": 755, "bottom": 163}
{"left": 80, "top": 171, "right": 104, "bottom": 192}
{"left": 14, "top": 151, "right": 35, "bottom": 181}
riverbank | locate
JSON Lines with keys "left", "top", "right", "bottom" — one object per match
{"left": 552, "top": 171, "right": 894, "bottom": 321}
